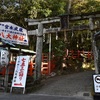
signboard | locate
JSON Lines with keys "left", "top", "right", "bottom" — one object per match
{"left": 0, "top": 22, "right": 28, "bottom": 45}
{"left": 11, "top": 56, "right": 30, "bottom": 93}
{"left": 93, "top": 74, "right": 100, "bottom": 93}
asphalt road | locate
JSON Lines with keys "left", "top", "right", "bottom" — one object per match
{"left": 0, "top": 70, "right": 94, "bottom": 100}
{"left": 0, "top": 93, "right": 93, "bottom": 100}
{"left": 33, "top": 70, "right": 94, "bottom": 97}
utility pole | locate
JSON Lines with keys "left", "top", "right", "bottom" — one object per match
{"left": 34, "top": 23, "right": 43, "bottom": 80}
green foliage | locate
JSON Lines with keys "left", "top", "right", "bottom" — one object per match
{"left": 45, "top": 0, "right": 66, "bottom": 17}
{"left": 28, "top": 0, "right": 52, "bottom": 18}
{"left": 0, "top": 0, "right": 100, "bottom": 52}
{"left": 1, "top": 0, "right": 100, "bottom": 27}
{"left": 52, "top": 39, "right": 66, "bottom": 57}
{"left": 71, "top": 0, "right": 100, "bottom": 14}
{"left": 28, "top": 0, "right": 66, "bottom": 18}
{"left": 86, "top": 0, "right": 100, "bottom": 12}
{"left": 0, "top": 0, "right": 67, "bottom": 27}
{"left": 0, "top": 0, "right": 31, "bottom": 28}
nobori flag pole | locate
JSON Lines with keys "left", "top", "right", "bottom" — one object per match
{"left": 3, "top": 46, "right": 10, "bottom": 92}
{"left": 34, "top": 23, "right": 43, "bottom": 80}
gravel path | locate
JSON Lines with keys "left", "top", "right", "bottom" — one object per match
{"left": 33, "top": 70, "right": 94, "bottom": 97}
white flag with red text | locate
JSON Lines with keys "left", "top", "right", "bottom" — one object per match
{"left": 12, "top": 56, "right": 30, "bottom": 88}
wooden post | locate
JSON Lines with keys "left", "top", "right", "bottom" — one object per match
{"left": 18, "top": 46, "right": 21, "bottom": 55}
{"left": 67, "top": 0, "right": 72, "bottom": 28}
{"left": 34, "top": 23, "right": 43, "bottom": 80}
{"left": 4, "top": 66, "right": 9, "bottom": 92}
{"left": 49, "top": 33, "right": 51, "bottom": 74}
{"left": 63, "top": 0, "right": 71, "bottom": 42}
{"left": 89, "top": 18, "right": 98, "bottom": 74}
{"left": 4, "top": 46, "right": 10, "bottom": 92}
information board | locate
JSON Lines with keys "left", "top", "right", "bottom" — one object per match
{"left": 93, "top": 74, "right": 100, "bottom": 93}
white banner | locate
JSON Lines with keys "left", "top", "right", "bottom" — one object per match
{"left": 0, "top": 22, "right": 28, "bottom": 45}
{"left": 11, "top": 56, "right": 30, "bottom": 88}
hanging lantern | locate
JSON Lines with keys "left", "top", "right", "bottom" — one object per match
{"left": 0, "top": 48, "right": 9, "bottom": 67}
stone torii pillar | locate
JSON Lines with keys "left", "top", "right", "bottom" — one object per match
{"left": 34, "top": 23, "right": 43, "bottom": 81}
{"left": 89, "top": 17, "right": 98, "bottom": 74}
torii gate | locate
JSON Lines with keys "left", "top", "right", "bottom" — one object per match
{"left": 25, "top": 17, "right": 61, "bottom": 80}
{"left": 25, "top": 11, "right": 100, "bottom": 80}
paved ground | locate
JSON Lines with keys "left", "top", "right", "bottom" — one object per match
{"left": 0, "top": 93, "right": 93, "bottom": 100}
{"left": 32, "top": 70, "right": 94, "bottom": 99}
{"left": 0, "top": 70, "right": 94, "bottom": 100}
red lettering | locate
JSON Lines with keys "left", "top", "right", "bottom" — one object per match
{"left": 12, "top": 34, "right": 18, "bottom": 40}
{"left": 0, "top": 32, "right": 5, "bottom": 38}
{"left": 22, "top": 58, "right": 26, "bottom": 62}
{"left": 6, "top": 33, "right": 12, "bottom": 39}
{"left": 19, "top": 57, "right": 26, "bottom": 80}
{"left": 19, "top": 36, "right": 24, "bottom": 41}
